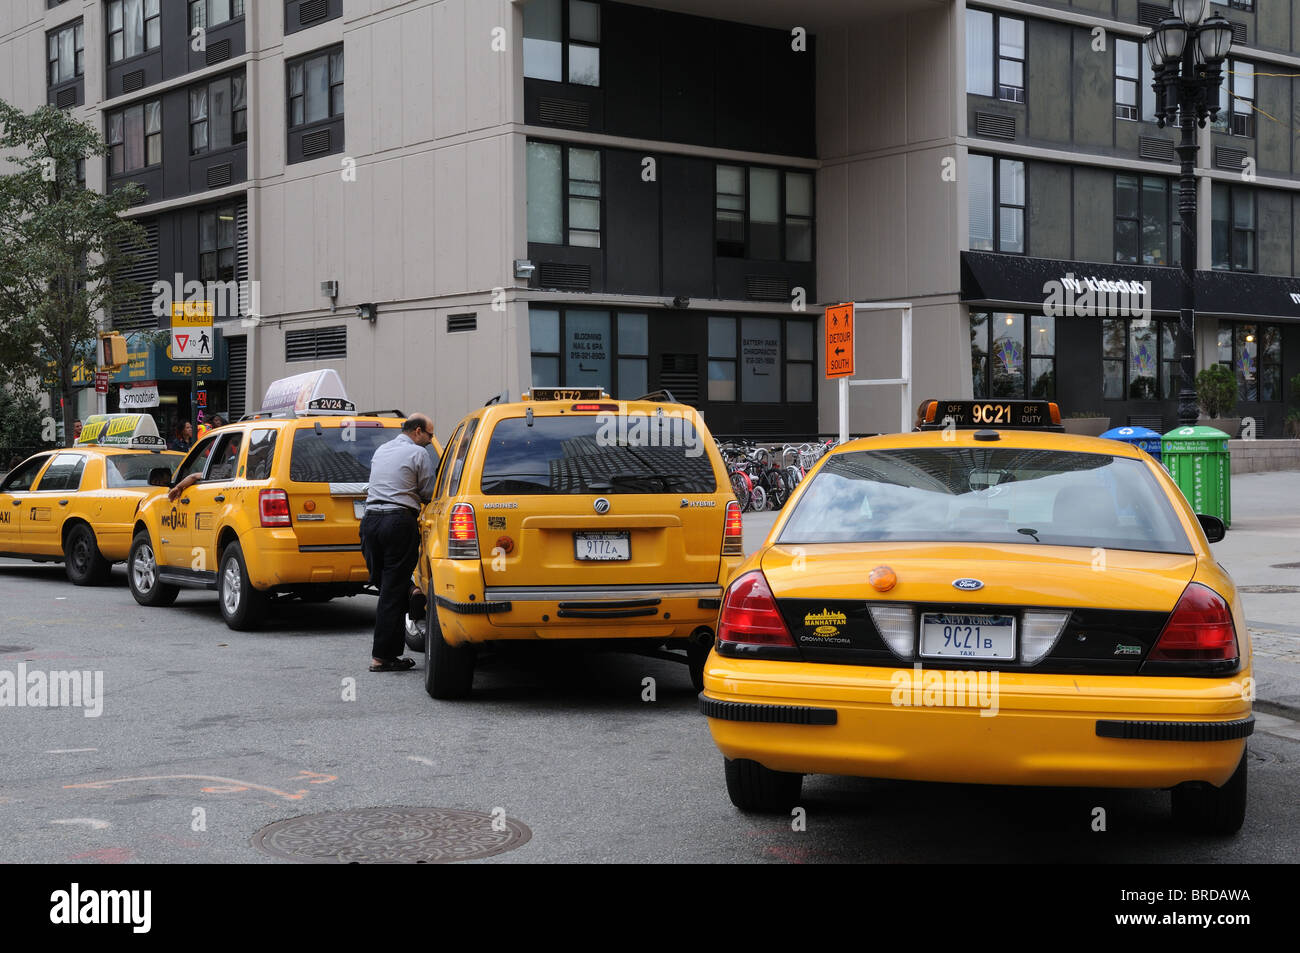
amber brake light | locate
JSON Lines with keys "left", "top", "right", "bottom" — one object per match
{"left": 259, "top": 488, "right": 291, "bottom": 527}
{"left": 448, "top": 503, "right": 479, "bottom": 559}
{"left": 722, "top": 500, "right": 744, "bottom": 556}
{"left": 571, "top": 403, "right": 619, "bottom": 412}
{"left": 716, "top": 571, "right": 794, "bottom": 647}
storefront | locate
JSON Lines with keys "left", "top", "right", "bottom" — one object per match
{"left": 961, "top": 252, "right": 1300, "bottom": 436}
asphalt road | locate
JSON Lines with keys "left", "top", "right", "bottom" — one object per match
{"left": 0, "top": 481, "right": 1297, "bottom": 864}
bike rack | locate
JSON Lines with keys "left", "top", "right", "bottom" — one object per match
{"left": 836, "top": 301, "right": 914, "bottom": 442}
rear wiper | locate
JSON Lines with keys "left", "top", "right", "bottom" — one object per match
{"left": 608, "top": 472, "right": 673, "bottom": 491}
{"left": 1017, "top": 527, "right": 1040, "bottom": 542}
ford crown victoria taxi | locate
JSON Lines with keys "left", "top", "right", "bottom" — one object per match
{"left": 0, "top": 414, "right": 182, "bottom": 585}
{"left": 700, "top": 400, "right": 1253, "bottom": 834}
{"left": 409, "top": 387, "right": 744, "bottom": 699}
{"left": 126, "top": 371, "right": 439, "bottom": 630}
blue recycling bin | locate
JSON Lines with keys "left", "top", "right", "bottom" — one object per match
{"left": 1100, "top": 426, "right": 1162, "bottom": 464}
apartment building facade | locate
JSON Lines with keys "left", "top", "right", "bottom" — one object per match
{"left": 4, "top": 0, "right": 1297, "bottom": 438}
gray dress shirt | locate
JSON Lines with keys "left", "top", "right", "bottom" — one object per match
{"left": 366, "top": 432, "right": 436, "bottom": 511}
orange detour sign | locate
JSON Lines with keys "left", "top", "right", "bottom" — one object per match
{"left": 825, "top": 303, "right": 854, "bottom": 378}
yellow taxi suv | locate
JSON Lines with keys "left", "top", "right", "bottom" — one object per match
{"left": 127, "top": 370, "right": 439, "bottom": 630}
{"left": 0, "top": 414, "right": 182, "bottom": 585}
{"left": 701, "top": 399, "right": 1253, "bottom": 835}
{"left": 409, "top": 387, "right": 744, "bottom": 699}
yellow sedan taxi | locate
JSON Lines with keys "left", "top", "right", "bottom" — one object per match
{"left": 410, "top": 387, "right": 744, "bottom": 698}
{"left": 701, "top": 399, "right": 1253, "bottom": 834}
{"left": 0, "top": 415, "right": 181, "bottom": 585}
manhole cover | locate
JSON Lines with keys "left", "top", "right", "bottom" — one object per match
{"left": 1270, "top": 562, "right": 1300, "bottom": 570}
{"left": 251, "top": 807, "right": 531, "bottom": 864}
{"left": 1239, "top": 585, "right": 1300, "bottom": 594}
{"left": 0, "top": 646, "right": 34, "bottom": 655}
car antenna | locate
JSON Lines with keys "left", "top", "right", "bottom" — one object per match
{"left": 526, "top": 406, "right": 533, "bottom": 428}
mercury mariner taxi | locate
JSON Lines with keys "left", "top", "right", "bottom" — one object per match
{"left": 408, "top": 387, "right": 744, "bottom": 698}
{"left": 701, "top": 399, "right": 1253, "bottom": 834}
{"left": 0, "top": 415, "right": 181, "bottom": 585}
{"left": 127, "top": 370, "right": 438, "bottom": 629}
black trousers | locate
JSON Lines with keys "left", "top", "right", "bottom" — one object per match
{"left": 360, "top": 509, "right": 420, "bottom": 660}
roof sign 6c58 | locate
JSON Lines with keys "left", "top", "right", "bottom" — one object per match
{"left": 76, "top": 413, "right": 165, "bottom": 447}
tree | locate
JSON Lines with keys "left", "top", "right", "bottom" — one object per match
{"left": 0, "top": 100, "right": 146, "bottom": 446}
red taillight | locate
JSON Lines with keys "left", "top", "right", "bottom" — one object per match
{"left": 716, "top": 571, "right": 794, "bottom": 647}
{"left": 722, "top": 500, "right": 743, "bottom": 556}
{"left": 448, "top": 503, "right": 479, "bottom": 559}
{"left": 259, "top": 488, "right": 290, "bottom": 527}
{"left": 1149, "top": 583, "right": 1238, "bottom": 662}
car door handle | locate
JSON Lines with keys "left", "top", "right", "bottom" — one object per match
{"left": 58, "top": 500, "right": 69, "bottom": 506}
{"left": 11, "top": 500, "right": 20, "bottom": 506}
{"left": 180, "top": 498, "right": 190, "bottom": 505}
{"left": 213, "top": 495, "right": 225, "bottom": 503}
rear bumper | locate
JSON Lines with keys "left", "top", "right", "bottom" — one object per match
{"left": 701, "top": 657, "right": 1253, "bottom": 789}
{"left": 240, "top": 529, "right": 370, "bottom": 589}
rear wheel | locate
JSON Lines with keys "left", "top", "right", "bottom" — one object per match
{"left": 686, "top": 633, "right": 713, "bottom": 693}
{"left": 64, "top": 524, "right": 112, "bottom": 586}
{"left": 404, "top": 614, "right": 427, "bottom": 653}
{"left": 1171, "top": 748, "right": 1247, "bottom": 835}
{"left": 729, "top": 472, "right": 750, "bottom": 511}
{"left": 724, "top": 758, "right": 802, "bottom": 813}
{"left": 748, "top": 484, "right": 767, "bottom": 513}
{"left": 218, "top": 542, "right": 269, "bottom": 631}
{"left": 425, "top": 612, "right": 476, "bottom": 699}
{"left": 127, "top": 532, "right": 179, "bottom": 607}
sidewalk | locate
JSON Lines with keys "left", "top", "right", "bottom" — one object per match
{"left": 741, "top": 471, "right": 1300, "bottom": 714}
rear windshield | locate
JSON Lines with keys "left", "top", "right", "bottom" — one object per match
{"left": 480, "top": 415, "right": 716, "bottom": 494}
{"left": 778, "top": 447, "right": 1191, "bottom": 554}
{"left": 106, "top": 452, "right": 181, "bottom": 487}
{"left": 289, "top": 426, "right": 398, "bottom": 483}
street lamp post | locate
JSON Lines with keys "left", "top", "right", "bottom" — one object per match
{"left": 1146, "top": 0, "right": 1234, "bottom": 427}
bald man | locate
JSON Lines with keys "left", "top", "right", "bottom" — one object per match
{"left": 361, "top": 413, "right": 437, "bottom": 671}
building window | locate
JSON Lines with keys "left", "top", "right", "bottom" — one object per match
{"left": 1115, "top": 174, "right": 1180, "bottom": 267}
{"left": 1103, "top": 318, "right": 1181, "bottom": 400}
{"left": 107, "top": 100, "right": 162, "bottom": 175}
{"left": 190, "top": 74, "right": 247, "bottom": 155}
{"left": 524, "top": 0, "right": 600, "bottom": 87}
{"left": 1211, "top": 185, "right": 1255, "bottom": 272}
{"left": 1214, "top": 58, "right": 1255, "bottom": 137}
{"left": 1115, "top": 38, "right": 1139, "bottom": 121}
{"left": 970, "top": 312, "right": 1055, "bottom": 399}
{"left": 189, "top": 0, "right": 245, "bottom": 30}
{"left": 1218, "top": 322, "right": 1281, "bottom": 402}
{"left": 108, "top": 0, "right": 161, "bottom": 64}
{"left": 969, "top": 155, "right": 1025, "bottom": 254}
{"left": 529, "top": 307, "right": 645, "bottom": 393}
{"left": 199, "top": 207, "right": 237, "bottom": 283}
{"left": 715, "top": 165, "right": 814, "bottom": 261}
{"left": 526, "top": 141, "right": 601, "bottom": 248}
{"left": 288, "top": 47, "right": 343, "bottom": 128}
{"left": 48, "top": 21, "right": 84, "bottom": 87}
{"left": 966, "top": 9, "right": 1024, "bottom": 103}
{"left": 707, "top": 316, "right": 736, "bottom": 401}
{"left": 1211, "top": 1, "right": 1254, "bottom": 12}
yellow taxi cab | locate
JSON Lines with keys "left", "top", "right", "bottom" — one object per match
{"left": 0, "top": 414, "right": 182, "bottom": 585}
{"left": 701, "top": 399, "right": 1253, "bottom": 834}
{"left": 126, "top": 370, "right": 440, "bottom": 630}
{"left": 409, "top": 387, "right": 744, "bottom": 699}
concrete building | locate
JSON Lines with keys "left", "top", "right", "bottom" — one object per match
{"left": 3, "top": 0, "right": 1298, "bottom": 439}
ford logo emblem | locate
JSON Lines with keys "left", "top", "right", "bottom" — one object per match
{"left": 952, "top": 578, "right": 984, "bottom": 591}
{"left": 593, "top": 497, "right": 610, "bottom": 514}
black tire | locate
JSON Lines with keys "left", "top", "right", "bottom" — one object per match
{"left": 1171, "top": 748, "right": 1247, "bottom": 835}
{"left": 404, "top": 614, "right": 427, "bottom": 653}
{"left": 64, "top": 523, "right": 112, "bottom": 586}
{"left": 724, "top": 757, "right": 803, "bottom": 813}
{"left": 424, "top": 611, "right": 475, "bottom": 699}
{"left": 687, "top": 634, "right": 713, "bottom": 693}
{"left": 748, "top": 484, "right": 767, "bottom": 513}
{"left": 218, "top": 541, "right": 269, "bottom": 631}
{"left": 127, "top": 532, "right": 179, "bottom": 607}
{"left": 729, "top": 472, "right": 750, "bottom": 511}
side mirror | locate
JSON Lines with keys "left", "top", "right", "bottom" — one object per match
{"left": 1197, "top": 514, "right": 1226, "bottom": 543}
{"left": 147, "top": 467, "right": 172, "bottom": 488}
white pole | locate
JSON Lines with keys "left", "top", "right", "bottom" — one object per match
{"left": 839, "top": 376, "right": 849, "bottom": 444}
{"left": 900, "top": 306, "right": 913, "bottom": 433}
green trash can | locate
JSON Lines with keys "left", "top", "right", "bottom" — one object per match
{"left": 1161, "top": 425, "right": 1231, "bottom": 528}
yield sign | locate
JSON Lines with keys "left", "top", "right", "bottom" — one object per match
{"left": 175, "top": 334, "right": 190, "bottom": 353}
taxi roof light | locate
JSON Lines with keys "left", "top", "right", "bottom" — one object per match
{"left": 722, "top": 500, "right": 744, "bottom": 556}
{"left": 448, "top": 503, "right": 480, "bottom": 560}
{"left": 259, "top": 488, "right": 291, "bottom": 527}
{"left": 717, "top": 571, "right": 794, "bottom": 647}
{"left": 868, "top": 605, "right": 915, "bottom": 659}
{"left": 1148, "top": 583, "right": 1238, "bottom": 662}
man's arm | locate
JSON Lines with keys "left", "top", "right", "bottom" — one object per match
{"left": 415, "top": 445, "right": 437, "bottom": 504}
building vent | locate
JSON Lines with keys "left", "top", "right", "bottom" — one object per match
{"left": 1215, "top": 146, "right": 1248, "bottom": 171}
{"left": 226, "top": 336, "right": 247, "bottom": 419}
{"left": 974, "top": 111, "right": 1016, "bottom": 140}
{"left": 1128, "top": 414, "right": 1164, "bottom": 431}
{"left": 743, "top": 418, "right": 785, "bottom": 436}
{"left": 55, "top": 86, "right": 77, "bottom": 108}
{"left": 302, "top": 128, "right": 332, "bottom": 156}
{"left": 300, "top": 0, "right": 329, "bottom": 23}
{"left": 657, "top": 354, "right": 700, "bottom": 406}
{"left": 1137, "top": 3, "right": 1171, "bottom": 27}
{"left": 110, "top": 219, "right": 160, "bottom": 333}
{"left": 206, "top": 39, "right": 232, "bottom": 66}
{"left": 537, "top": 262, "right": 591, "bottom": 291}
{"left": 206, "top": 163, "right": 233, "bottom": 188}
{"left": 447, "top": 313, "right": 477, "bottom": 333}
{"left": 1230, "top": 21, "right": 1247, "bottom": 44}
{"left": 1139, "top": 136, "right": 1176, "bottom": 161}
{"left": 236, "top": 204, "right": 250, "bottom": 316}
{"left": 745, "top": 275, "right": 791, "bottom": 301}
{"left": 285, "top": 325, "right": 347, "bottom": 363}
{"left": 538, "top": 97, "right": 591, "bottom": 127}
{"left": 121, "top": 70, "right": 145, "bottom": 94}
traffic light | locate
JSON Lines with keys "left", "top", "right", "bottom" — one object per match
{"left": 100, "top": 332, "right": 128, "bottom": 368}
